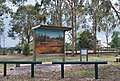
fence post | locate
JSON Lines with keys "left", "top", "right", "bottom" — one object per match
{"left": 4, "top": 63, "right": 7, "bottom": 76}
{"left": 61, "top": 64, "right": 64, "bottom": 78}
{"left": 95, "top": 64, "right": 98, "bottom": 79}
{"left": 31, "top": 63, "right": 34, "bottom": 78}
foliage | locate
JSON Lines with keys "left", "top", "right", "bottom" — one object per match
{"left": 77, "top": 30, "right": 94, "bottom": 49}
{"left": 110, "top": 31, "right": 120, "bottom": 48}
{"left": 99, "top": 11, "right": 118, "bottom": 48}
{"left": 65, "top": 42, "right": 72, "bottom": 50}
{"left": 23, "top": 43, "right": 29, "bottom": 56}
{"left": 0, "top": 0, "right": 11, "bottom": 47}
{"left": 8, "top": 0, "right": 27, "bottom": 6}
{"left": 0, "top": 21, "right": 4, "bottom": 35}
{"left": 4, "top": 0, "right": 120, "bottom": 55}
{"left": 34, "top": 0, "right": 65, "bottom": 27}
{"left": 8, "top": 5, "right": 46, "bottom": 44}
{"left": 0, "top": 0, "right": 10, "bottom": 35}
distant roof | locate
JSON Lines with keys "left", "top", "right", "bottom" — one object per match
{"left": 32, "top": 25, "right": 72, "bottom": 31}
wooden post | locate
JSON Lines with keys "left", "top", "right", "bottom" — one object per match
{"left": 86, "top": 54, "right": 88, "bottom": 61}
{"left": 61, "top": 64, "right": 64, "bottom": 78}
{"left": 31, "top": 63, "right": 34, "bottom": 78}
{"left": 4, "top": 63, "right": 7, "bottom": 76}
{"left": 33, "top": 30, "right": 36, "bottom": 61}
{"left": 80, "top": 53, "right": 82, "bottom": 62}
{"left": 95, "top": 64, "right": 98, "bottom": 79}
{"left": 63, "top": 31, "right": 65, "bottom": 61}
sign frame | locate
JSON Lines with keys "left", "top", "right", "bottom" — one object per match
{"left": 32, "top": 25, "right": 72, "bottom": 61}
{"left": 80, "top": 49, "right": 88, "bottom": 61}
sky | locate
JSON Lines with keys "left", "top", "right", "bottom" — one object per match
{"left": 1, "top": 0, "right": 119, "bottom": 47}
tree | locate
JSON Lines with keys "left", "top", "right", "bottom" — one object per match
{"left": 109, "top": 0, "right": 120, "bottom": 21}
{"left": 77, "top": 29, "right": 94, "bottom": 49}
{"left": 100, "top": 11, "right": 118, "bottom": 48}
{"left": 8, "top": 5, "right": 46, "bottom": 54}
{"left": 63, "top": 0, "right": 86, "bottom": 56}
{"left": 0, "top": 0, "right": 10, "bottom": 32}
{"left": 0, "top": 21, "right": 4, "bottom": 48}
{"left": 35, "top": 0, "right": 63, "bottom": 26}
{"left": 110, "top": 31, "right": 120, "bottom": 56}
{"left": 8, "top": 0, "right": 120, "bottom": 56}
{"left": 83, "top": 0, "right": 115, "bottom": 54}
{"left": 0, "top": 0, "right": 10, "bottom": 48}
{"left": 110, "top": 31, "right": 120, "bottom": 48}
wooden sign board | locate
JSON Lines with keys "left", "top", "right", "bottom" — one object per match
{"left": 32, "top": 25, "right": 72, "bottom": 61}
{"left": 35, "top": 28, "right": 64, "bottom": 54}
{"left": 80, "top": 49, "right": 88, "bottom": 61}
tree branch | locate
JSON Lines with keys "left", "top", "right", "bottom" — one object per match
{"left": 109, "top": 0, "right": 120, "bottom": 20}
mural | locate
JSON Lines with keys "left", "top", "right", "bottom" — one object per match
{"left": 35, "top": 28, "right": 64, "bottom": 54}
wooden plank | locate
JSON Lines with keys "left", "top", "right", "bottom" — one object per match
{"left": 52, "top": 61, "right": 107, "bottom": 64}
{"left": 36, "top": 54, "right": 64, "bottom": 56}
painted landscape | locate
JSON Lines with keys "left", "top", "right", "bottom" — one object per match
{"left": 35, "top": 28, "right": 64, "bottom": 54}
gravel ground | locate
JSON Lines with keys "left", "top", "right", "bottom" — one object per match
{"left": 7, "top": 63, "right": 93, "bottom": 75}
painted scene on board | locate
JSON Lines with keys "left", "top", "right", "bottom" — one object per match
{"left": 35, "top": 28, "right": 64, "bottom": 54}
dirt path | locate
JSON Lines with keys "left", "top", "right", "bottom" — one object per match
{"left": 0, "top": 55, "right": 31, "bottom": 60}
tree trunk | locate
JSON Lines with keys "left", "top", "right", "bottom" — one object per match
{"left": 67, "top": 0, "right": 76, "bottom": 56}
{"left": 56, "top": 0, "right": 62, "bottom": 26}
{"left": 74, "top": 1, "right": 77, "bottom": 54}
{"left": 93, "top": 13, "right": 97, "bottom": 55}
{"left": 71, "top": 7, "right": 75, "bottom": 56}
{"left": 106, "top": 27, "right": 109, "bottom": 50}
{"left": 59, "top": 0, "right": 62, "bottom": 26}
{"left": 0, "top": 35, "right": 1, "bottom": 48}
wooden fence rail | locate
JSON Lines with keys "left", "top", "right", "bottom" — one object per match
{"left": 52, "top": 61, "right": 107, "bottom": 79}
{"left": 0, "top": 61, "right": 42, "bottom": 78}
{"left": 0, "top": 61, "right": 107, "bottom": 79}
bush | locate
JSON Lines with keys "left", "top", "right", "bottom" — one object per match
{"left": 23, "top": 43, "right": 30, "bottom": 56}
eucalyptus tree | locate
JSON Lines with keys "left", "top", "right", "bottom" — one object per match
{"left": 35, "top": 0, "right": 63, "bottom": 26}
{"left": 84, "top": 0, "right": 114, "bottom": 54}
{"left": 100, "top": 11, "right": 118, "bottom": 48}
{"left": 35, "top": 0, "right": 79, "bottom": 55}
{"left": 0, "top": 0, "right": 10, "bottom": 47}
{"left": 109, "top": 0, "right": 120, "bottom": 20}
{"left": 8, "top": 0, "right": 119, "bottom": 55}
{"left": 63, "top": 0, "right": 85, "bottom": 56}
{"left": 111, "top": 31, "right": 120, "bottom": 48}
{"left": 110, "top": 31, "right": 120, "bottom": 56}
{"left": 8, "top": 5, "right": 46, "bottom": 45}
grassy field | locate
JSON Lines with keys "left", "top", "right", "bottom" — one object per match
{"left": 0, "top": 54, "right": 120, "bottom": 81}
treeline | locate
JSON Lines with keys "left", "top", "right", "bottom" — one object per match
{"left": 0, "top": 0, "right": 120, "bottom": 55}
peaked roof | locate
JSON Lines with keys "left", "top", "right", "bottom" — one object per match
{"left": 32, "top": 25, "right": 72, "bottom": 31}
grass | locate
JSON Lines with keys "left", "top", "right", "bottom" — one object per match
{"left": 0, "top": 54, "right": 120, "bottom": 81}
{"left": 65, "top": 68, "right": 94, "bottom": 78}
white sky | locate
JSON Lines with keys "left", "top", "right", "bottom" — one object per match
{"left": 1, "top": 0, "right": 119, "bottom": 47}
